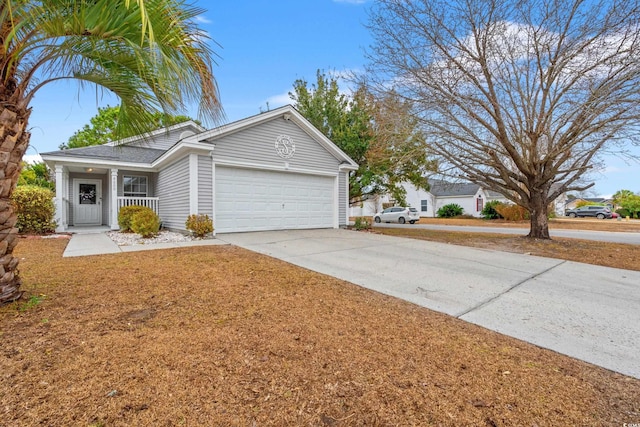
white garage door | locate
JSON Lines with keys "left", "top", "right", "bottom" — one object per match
{"left": 215, "top": 167, "right": 335, "bottom": 233}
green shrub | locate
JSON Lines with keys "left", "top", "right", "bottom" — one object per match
{"left": 616, "top": 208, "right": 630, "bottom": 218}
{"left": 118, "top": 205, "right": 149, "bottom": 232}
{"left": 481, "top": 200, "right": 504, "bottom": 220}
{"left": 11, "top": 185, "right": 56, "bottom": 234}
{"left": 185, "top": 214, "right": 214, "bottom": 237}
{"left": 130, "top": 208, "right": 160, "bottom": 238}
{"left": 353, "top": 216, "right": 371, "bottom": 230}
{"left": 437, "top": 203, "right": 463, "bottom": 218}
{"left": 616, "top": 208, "right": 640, "bottom": 218}
{"left": 495, "top": 203, "right": 529, "bottom": 221}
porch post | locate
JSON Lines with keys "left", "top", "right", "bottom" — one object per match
{"left": 110, "top": 168, "right": 119, "bottom": 230}
{"left": 54, "top": 165, "right": 65, "bottom": 232}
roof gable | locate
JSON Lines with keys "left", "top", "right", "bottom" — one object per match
{"left": 427, "top": 179, "right": 507, "bottom": 198}
{"left": 184, "top": 105, "right": 358, "bottom": 169}
{"left": 41, "top": 106, "right": 358, "bottom": 171}
{"left": 105, "top": 120, "right": 205, "bottom": 149}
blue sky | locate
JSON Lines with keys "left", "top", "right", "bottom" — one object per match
{"left": 26, "top": 0, "right": 638, "bottom": 197}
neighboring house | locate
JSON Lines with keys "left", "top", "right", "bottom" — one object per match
{"left": 41, "top": 105, "right": 358, "bottom": 234}
{"left": 564, "top": 197, "right": 614, "bottom": 211}
{"left": 350, "top": 179, "right": 510, "bottom": 218}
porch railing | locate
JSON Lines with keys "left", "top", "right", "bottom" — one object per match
{"left": 117, "top": 197, "right": 160, "bottom": 215}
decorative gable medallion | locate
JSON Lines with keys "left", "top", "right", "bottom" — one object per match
{"left": 275, "top": 135, "right": 295, "bottom": 159}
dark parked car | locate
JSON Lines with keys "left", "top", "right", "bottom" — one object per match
{"left": 565, "top": 206, "right": 613, "bottom": 219}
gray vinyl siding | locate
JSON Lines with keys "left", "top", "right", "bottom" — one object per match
{"left": 197, "top": 155, "right": 213, "bottom": 216}
{"left": 67, "top": 173, "right": 108, "bottom": 226}
{"left": 210, "top": 119, "right": 340, "bottom": 172}
{"left": 339, "top": 171, "right": 347, "bottom": 226}
{"left": 156, "top": 156, "right": 190, "bottom": 230}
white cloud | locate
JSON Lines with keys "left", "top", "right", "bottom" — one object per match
{"left": 23, "top": 154, "right": 42, "bottom": 164}
{"left": 194, "top": 15, "right": 212, "bottom": 24}
{"left": 600, "top": 165, "right": 624, "bottom": 174}
{"left": 265, "top": 92, "right": 292, "bottom": 109}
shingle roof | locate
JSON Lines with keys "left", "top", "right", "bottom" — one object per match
{"left": 428, "top": 179, "right": 506, "bottom": 198}
{"left": 486, "top": 189, "right": 506, "bottom": 198}
{"left": 428, "top": 179, "right": 478, "bottom": 197}
{"left": 41, "top": 145, "right": 166, "bottom": 164}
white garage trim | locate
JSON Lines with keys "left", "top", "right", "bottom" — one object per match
{"left": 334, "top": 175, "right": 339, "bottom": 228}
{"left": 212, "top": 158, "right": 338, "bottom": 177}
{"left": 211, "top": 160, "right": 216, "bottom": 234}
{"left": 215, "top": 166, "right": 336, "bottom": 233}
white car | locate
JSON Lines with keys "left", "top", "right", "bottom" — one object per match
{"left": 373, "top": 207, "right": 420, "bottom": 224}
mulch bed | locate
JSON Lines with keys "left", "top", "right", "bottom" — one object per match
{"left": 1, "top": 237, "right": 639, "bottom": 426}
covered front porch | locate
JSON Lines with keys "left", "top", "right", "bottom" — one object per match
{"left": 51, "top": 164, "right": 159, "bottom": 232}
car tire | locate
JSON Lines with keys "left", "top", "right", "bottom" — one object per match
{"left": 409, "top": 220, "right": 416, "bottom": 224}
{"left": 569, "top": 213, "right": 577, "bottom": 218}
{"left": 398, "top": 217, "right": 406, "bottom": 224}
{"left": 597, "top": 213, "right": 605, "bottom": 219}
{"left": 374, "top": 216, "right": 381, "bottom": 223}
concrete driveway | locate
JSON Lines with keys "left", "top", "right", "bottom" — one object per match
{"left": 218, "top": 228, "right": 640, "bottom": 379}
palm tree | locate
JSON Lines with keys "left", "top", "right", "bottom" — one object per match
{"left": 0, "top": 0, "right": 223, "bottom": 304}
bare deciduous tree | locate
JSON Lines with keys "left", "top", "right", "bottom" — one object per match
{"left": 366, "top": 0, "right": 640, "bottom": 238}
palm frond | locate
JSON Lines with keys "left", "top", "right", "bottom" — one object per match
{"left": 2, "top": 0, "right": 223, "bottom": 137}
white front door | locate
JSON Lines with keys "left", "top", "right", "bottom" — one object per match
{"left": 73, "top": 179, "right": 102, "bottom": 225}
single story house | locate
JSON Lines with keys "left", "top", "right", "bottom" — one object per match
{"left": 564, "top": 197, "right": 614, "bottom": 211}
{"left": 41, "top": 105, "right": 358, "bottom": 234}
{"left": 351, "top": 180, "right": 569, "bottom": 218}
{"left": 350, "top": 179, "right": 510, "bottom": 218}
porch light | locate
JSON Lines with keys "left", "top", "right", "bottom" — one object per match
{"left": 85, "top": 168, "right": 93, "bottom": 172}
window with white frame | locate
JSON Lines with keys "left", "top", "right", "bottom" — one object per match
{"left": 421, "top": 199, "right": 428, "bottom": 212}
{"left": 123, "top": 175, "right": 148, "bottom": 197}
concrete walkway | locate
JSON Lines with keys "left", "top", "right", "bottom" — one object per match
{"left": 217, "top": 228, "right": 640, "bottom": 379}
{"left": 62, "top": 232, "right": 227, "bottom": 257}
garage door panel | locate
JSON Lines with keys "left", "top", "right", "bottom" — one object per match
{"left": 269, "top": 186, "right": 283, "bottom": 196}
{"left": 215, "top": 167, "right": 335, "bottom": 233}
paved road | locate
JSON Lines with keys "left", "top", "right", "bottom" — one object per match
{"left": 374, "top": 222, "right": 640, "bottom": 245}
{"left": 219, "top": 228, "right": 640, "bottom": 379}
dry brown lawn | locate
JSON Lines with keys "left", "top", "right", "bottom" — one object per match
{"left": 375, "top": 217, "right": 640, "bottom": 271}
{"left": 1, "top": 232, "right": 640, "bottom": 426}
{"left": 418, "top": 216, "right": 640, "bottom": 232}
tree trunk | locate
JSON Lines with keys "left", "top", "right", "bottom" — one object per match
{"left": 0, "top": 106, "right": 31, "bottom": 305}
{"left": 527, "top": 192, "right": 551, "bottom": 239}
